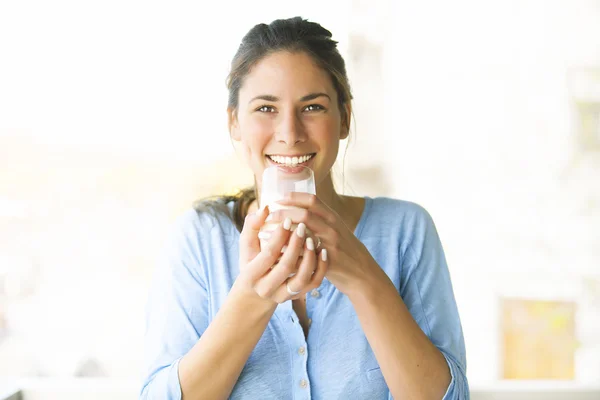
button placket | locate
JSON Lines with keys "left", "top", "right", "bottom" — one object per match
{"left": 286, "top": 304, "right": 310, "bottom": 398}
{"left": 306, "top": 280, "right": 325, "bottom": 338}
{"left": 300, "top": 279, "right": 325, "bottom": 399}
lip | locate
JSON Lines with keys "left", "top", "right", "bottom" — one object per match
{"left": 265, "top": 153, "right": 316, "bottom": 173}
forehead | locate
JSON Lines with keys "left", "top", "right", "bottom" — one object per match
{"left": 239, "top": 51, "right": 337, "bottom": 100}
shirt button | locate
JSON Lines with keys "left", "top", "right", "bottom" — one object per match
{"left": 310, "top": 289, "right": 320, "bottom": 298}
{"left": 308, "top": 318, "right": 312, "bottom": 326}
{"left": 299, "top": 379, "right": 308, "bottom": 388}
{"left": 298, "top": 346, "right": 306, "bottom": 355}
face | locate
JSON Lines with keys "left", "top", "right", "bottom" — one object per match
{"left": 229, "top": 50, "right": 349, "bottom": 190}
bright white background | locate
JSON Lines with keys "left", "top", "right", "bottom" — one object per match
{"left": 1, "top": 0, "right": 599, "bottom": 393}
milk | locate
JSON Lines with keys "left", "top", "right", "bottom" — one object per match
{"left": 258, "top": 166, "right": 316, "bottom": 274}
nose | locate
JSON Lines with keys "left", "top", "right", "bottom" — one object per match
{"left": 275, "top": 110, "right": 305, "bottom": 146}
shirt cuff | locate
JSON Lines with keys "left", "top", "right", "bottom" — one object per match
{"left": 169, "top": 357, "right": 183, "bottom": 400}
{"left": 141, "top": 357, "right": 183, "bottom": 400}
{"left": 441, "top": 352, "right": 469, "bottom": 400}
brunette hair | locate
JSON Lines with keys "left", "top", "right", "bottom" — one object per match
{"left": 194, "top": 17, "right": 353, "bottom": 231}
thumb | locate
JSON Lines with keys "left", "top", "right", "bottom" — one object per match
{"left": 239, "top": 205, "right": 269, "bottom": 262}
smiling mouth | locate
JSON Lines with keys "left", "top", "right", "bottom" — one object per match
{"left": 266, "top": 153, "right": 316, "bottom": 167}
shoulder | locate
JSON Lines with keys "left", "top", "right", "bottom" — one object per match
{"left": 166, "top": 207, "right": 216, "bottom": 244}
{"left": 154, "top": 202, "right": 237, "bottom": 282}
{"left": 163, "top": 200, "right": 237, "bottom": 254}
{"left": 365, "top": 196, "right": 441, "bottom": 259}
{"left": 367, "top": 196, "right": 435, "bottom": 229}
{"left": 174, "top": 198, "right": 238, "bottom": 233}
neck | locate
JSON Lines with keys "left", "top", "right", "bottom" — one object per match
{"left": 315, "top": 171, "right": 347, "bottom": 216}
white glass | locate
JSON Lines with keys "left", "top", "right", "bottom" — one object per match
{"left": 258, "top": 165, "right": 316, "bottom": 262}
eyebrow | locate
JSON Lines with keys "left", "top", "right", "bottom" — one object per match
{"left": 248, "top": 92, "right": 331, "bottom": 104}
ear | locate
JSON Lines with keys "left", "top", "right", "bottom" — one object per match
{"left": 228, "top": 107, "right": 241, "bottom": 141}
{"left": 339, "top": 103, "right": 351, "bottom": 140}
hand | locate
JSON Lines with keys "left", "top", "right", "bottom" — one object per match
{"left": 269, "top": 193, "right": 379, "bottom": 295}
{"left": 235, "top": 205, "right": 328, "bottom": 304}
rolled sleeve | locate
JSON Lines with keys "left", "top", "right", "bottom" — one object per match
{"left": 399, "top": 205, "right": 469, "bottom": 399}
{"left": 140, "top": 357, "right": 183, "bottom": 400}
{"left": 139, "top": 210, "right": 210, "bottom": 399}
{"left": 441, "top": 351, "right": 470, "bottom": 400}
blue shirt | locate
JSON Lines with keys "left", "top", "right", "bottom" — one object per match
{"left": 140, "top": 196, "right": 469, "bottom": 399}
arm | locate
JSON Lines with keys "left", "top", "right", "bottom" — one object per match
{"left": 347, "top": 208, "right": 469, "bottom": 400}
{"left": 178, "top": 283, "right": 277, "bottom": 400}
{"left": 349, "top": 272, "right": 452, "bottom": 399}
{"left": 270, "top": 194, "right": 468, "bottom": 399}
{"left": 139, "top": 212, "right": 276, "bottom": 400}
{"left": 142, "top": 278, "right": 275, "bottom": 400}
{"left": 141, "top": 208, "right": 323, "bottom": 400}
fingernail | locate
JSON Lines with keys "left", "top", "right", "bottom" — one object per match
{"left": 321, "top": 249, "right": 328, "bottom": 262}
{"left": 306, "top": 237, "right": 314, "bottom": 251}
{"left": 283, "top": 217, "right": 292, "bottom": 231}
{"left": 281, "top": 245, "right": 288, "bottom": 253}
{"left": 258, "top": 231, "right": 271, "bottom": 240}
{"left": 296, "top": 223, "right": 306, "bottom": 238}
{"left": 265, "top": 214, "right": 274, "bottom": 222}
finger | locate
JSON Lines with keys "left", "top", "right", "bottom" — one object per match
{"left": 258, "top": 222, "right": 307, "bottom": 291}
{"left": 246, "top": 217, "right": 292, "bottom": 280}
{"left": 304, "top": 230, "right": 320, "bottom": 251}
{"left": 267, "top": 208, "right": 332, "bottom": 241}
{"left": 308, "top": 248, "right": 328, "bottom": 290}
{"left": 275, "top": 193, "right": 336, "bottom": 223}
{"left": 240, "top": 205, "right": 269, "bottom": 262}
{"left": 285, "top": 236, "right": 317, "bottom": 299}
{"left": 277, "top": 244, "right": 327, "bottom": 302}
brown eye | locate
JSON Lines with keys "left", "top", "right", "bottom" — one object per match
{"left": 257, "top": 105, "right": 276, "bottom": 113}
{"left": 304, "top": 104, "right": 324, "bottom": 112}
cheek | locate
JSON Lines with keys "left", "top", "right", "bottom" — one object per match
{"left": 309, "top": 119, "right": 339, "bottom": 146}
{"left": 240, "top": 117, "right": 273, "bottom": 153}
{"left": 314, "top": 120, "right": 341, "bottom": 162}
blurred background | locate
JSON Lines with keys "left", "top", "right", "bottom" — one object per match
{"left": 1, "top": 0, "right": 599, "bottom": 399}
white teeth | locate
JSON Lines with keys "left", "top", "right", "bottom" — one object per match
{"left": 268, "top": 154, "right": 314, "bottom": 166}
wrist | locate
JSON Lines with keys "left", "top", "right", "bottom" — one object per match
{"left": 230, "top": 280, "right": 278, "bottom": 312}
{"left": 345, "top": 263, "right": 393, "bottom": 303}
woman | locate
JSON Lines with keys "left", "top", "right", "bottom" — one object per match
{"left": 140, "top": 16, "right": 469, "bottom": 400}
